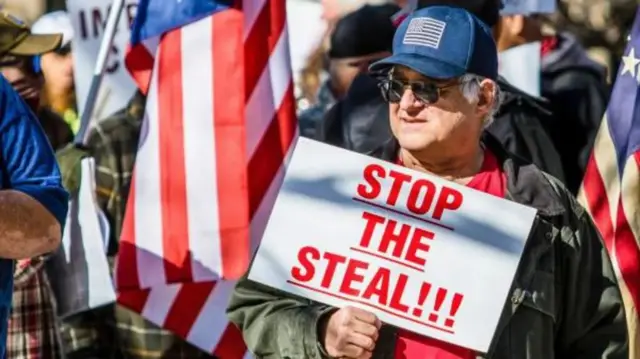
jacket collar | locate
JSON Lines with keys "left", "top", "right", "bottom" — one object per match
{"left": 366, "top": 134, "right": 566, "bottom": 217}
{"left": 482, "top": 133, "right": 566, "bottom": 217}
{"left": 496, "top": 77, "right": 552, "bottom": 117}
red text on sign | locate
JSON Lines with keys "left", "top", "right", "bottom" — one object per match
{"left": 290, "top": 246, "right": 466, "bottom": 332}
{"left": 358, "top": 211, "right": 434, "bottom": 268}
{"left": 291, "top": 246, "right": 411, "bottom": 312}
{"left": 357, "top": 164, "right": 463, "bottom": 220}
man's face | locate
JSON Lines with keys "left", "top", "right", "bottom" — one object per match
{"left": 0, "top": 55, "right": 43, "bottom": 103}
{"left": 329, "top": 51, "right": 391, "bottom": 98}
{"left": 321, "top": 0, "right": 341, "bottom": 21}
{"left": 40, "top": 45, "right": 74, "bottom": 91}
{"left": 386, "top": 66, "right": 492, "bottom": 155}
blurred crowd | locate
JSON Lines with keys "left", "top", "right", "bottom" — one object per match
{"left": 0, "top": 0, "right": 627, "bottom": 358}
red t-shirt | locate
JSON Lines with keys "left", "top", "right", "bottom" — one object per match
{"left": 541, "top": 35, "right": 559, "bottom": 57}
{"left": 394, "top": 149, "right": 506, "bottom": 359}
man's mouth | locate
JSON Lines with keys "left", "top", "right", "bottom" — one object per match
{"left": 400, "top": 117, "right": 427, "bottom": 124}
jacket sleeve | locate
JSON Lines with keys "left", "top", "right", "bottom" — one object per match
{"left": 557, "top": 204, "right": 628, "bottom": 358}
{"left": 0, "top": 77, "right": 69, "bottom": 230}
{"left": 227, "top": 273, "right": 335, "bottom": 358}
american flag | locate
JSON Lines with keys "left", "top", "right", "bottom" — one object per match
{"left": 115, "top": 0, "right": 298, "bottom": 355}
{"left": 578, "top": 8, "right": 640, "bottom": 357}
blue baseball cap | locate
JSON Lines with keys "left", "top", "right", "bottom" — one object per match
{"left": 369, "top": 6, "right": 498, "bottom": 80}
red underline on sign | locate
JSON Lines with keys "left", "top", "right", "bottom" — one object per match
{"left": 350, "top": 247, "right": 424, "bottom": 273}
{"left": 287, "top": 280, "right": 455, "bottom": 335}
{"left": 351, "top": 197, "right": 455, "bottom": 231}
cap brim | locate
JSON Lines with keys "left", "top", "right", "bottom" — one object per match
{"left": 369, "top": 53, "right": 465, "bottom": 80}
{"left": 9, "top": 33, "right": 62, "bottom": 55}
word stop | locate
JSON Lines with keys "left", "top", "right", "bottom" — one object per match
{"left": 357, "top": 164, "right": 464, "bottom": 220}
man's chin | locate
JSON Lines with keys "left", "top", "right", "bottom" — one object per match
{"left": 396, "top": 135, "right": 434, "bottom": 153}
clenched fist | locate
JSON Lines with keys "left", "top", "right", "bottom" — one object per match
{"left": 319, "top": 306, "right": 381, "bottom": 359}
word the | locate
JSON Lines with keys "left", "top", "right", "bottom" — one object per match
{"left": 359, "top": 211, "right": 434, "bottom": 268}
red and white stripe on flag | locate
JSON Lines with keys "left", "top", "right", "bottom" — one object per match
{"left": 578, "top": 115, "right": 640, "bottom": 357}
{"left": 116, "top": 0, "right": 297, "bottom": 355}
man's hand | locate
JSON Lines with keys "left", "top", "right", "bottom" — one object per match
{"left": 319, "top": 306, "right": 381, "bottom": 359}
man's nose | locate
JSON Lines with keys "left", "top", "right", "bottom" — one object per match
{"left": 399, "top": 88, "right": 422, "bottom": 110}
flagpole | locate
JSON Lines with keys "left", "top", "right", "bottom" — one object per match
{"left": 73, "top": 0, "right": 127, "bottom": 146}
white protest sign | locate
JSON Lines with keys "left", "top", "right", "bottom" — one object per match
{"left": 249, "top": 138, "right": 537, "bottom": 352}
{"left": 47, "top": 157, "right": 115, "bottom": 318}
{"left": 67, "top": 0, "right": 139, "bottom": 121}
{"left": 499, "top": 42, "right": 542, "bottom": 97}
{"left": 287, "top": 0, "right": 326, "bottom": 88}
{"left": 500, "top": 0, "right": 556, "bottom": 15}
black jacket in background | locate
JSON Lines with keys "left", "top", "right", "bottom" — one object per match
{"left": 315, "top": 73, "right": 566, "bottom": 184}
{"left": 541, "top": 33, "right": 610, "bottom": 194}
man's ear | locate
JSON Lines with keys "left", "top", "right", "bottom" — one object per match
{"left": 476, "top": 79, "right": 496, "bottom": 116}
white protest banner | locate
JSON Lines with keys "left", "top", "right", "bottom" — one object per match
{"left": 287, "top": 0, "right": 326, "bottom": 88}
{"left": 499, "top": 42, "right": 542, "bottom": 97}
{"left": 67, "top": 0, "right": 138, "bottom": 121}
{"left": 500, "top": 0, "right": 556, "bottom": 15}
{"left": 249, "top": 138, "right": 537, "bottom": 352}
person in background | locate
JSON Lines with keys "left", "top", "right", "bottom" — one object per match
{"left": 0, "top": 11, "right": 69, "bottom": 359}
{"left": 288, "top": 0, "right": 328, "bottom": 112}
{"left": 299, "top": 3, "right": 399, "bottom": 138}
{"left": 321, "top": 0, "right": 395, "bottom": 22}
{"left": 316, "top": 0, "right": 566, "bottom": 185}
{"left": 494, "top": 14, "right": 609, "bottom": 194}
{"left": 227, "top": 6, "right": 627, "bottom": 358}
{"left": 0, "top": 10, "right": 73, "bottom": 359}
{"left": 32, "top": 10, "right": 79, "bottom": 135}
{"left": 298, "top": 42, "right": 330, "bottom": 110}
{"left": 298, "top": 0, "right": 396, "bottom": 109}
{"left": 0, "top": 12, "right": 72, "bottom": 150}
{"left": 55, "top": 92, "right": 217, "bottom": 359}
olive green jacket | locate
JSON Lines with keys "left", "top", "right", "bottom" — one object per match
{"left": 226, "top": 135, "right": 628, "bottom": 359}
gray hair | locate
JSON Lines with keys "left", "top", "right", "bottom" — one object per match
{"left": 458, "top": 74, "right": 503, "bottom": 128}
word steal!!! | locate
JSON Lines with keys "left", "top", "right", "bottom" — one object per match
{"left": 288, "top": 163, "right": 466, "bottom": 334}
{"left": 249, "top": 138, "right": 536, "bottom": 352}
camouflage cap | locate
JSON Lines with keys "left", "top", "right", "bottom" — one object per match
{"left": 0, "top": 11, "right": 62, "bottom": 56}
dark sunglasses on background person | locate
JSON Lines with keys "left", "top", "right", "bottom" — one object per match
{"left": 0, "top": 55, "right": 40, "bottom": 76}
{"left": 327, "top": 55, "right": 386, "bottom": 72}
{"left": 54, "top": 43, "right": 71, "bottom": 56}
{"left": 344, "top": 57, "right": 385, "bottom": 70}
{"left": 377, "top": 78, "right": 460, "bottom": 104}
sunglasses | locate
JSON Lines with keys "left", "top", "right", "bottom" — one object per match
{"left": 54, "top": 44, "right": 72, "bottom": 56}
{"left": 0, "top": 56, "right": 39, "bottom": 76}
{"left": 377, "top": 78, "right": 459, "bottom": 104}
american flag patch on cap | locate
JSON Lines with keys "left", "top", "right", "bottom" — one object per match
{"left": 403, "top": 17, "right": 446, "bottom": 49}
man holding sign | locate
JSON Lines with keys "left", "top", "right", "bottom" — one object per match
{"left": 228, "top": 6, "right": 627, "bottom": 359}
